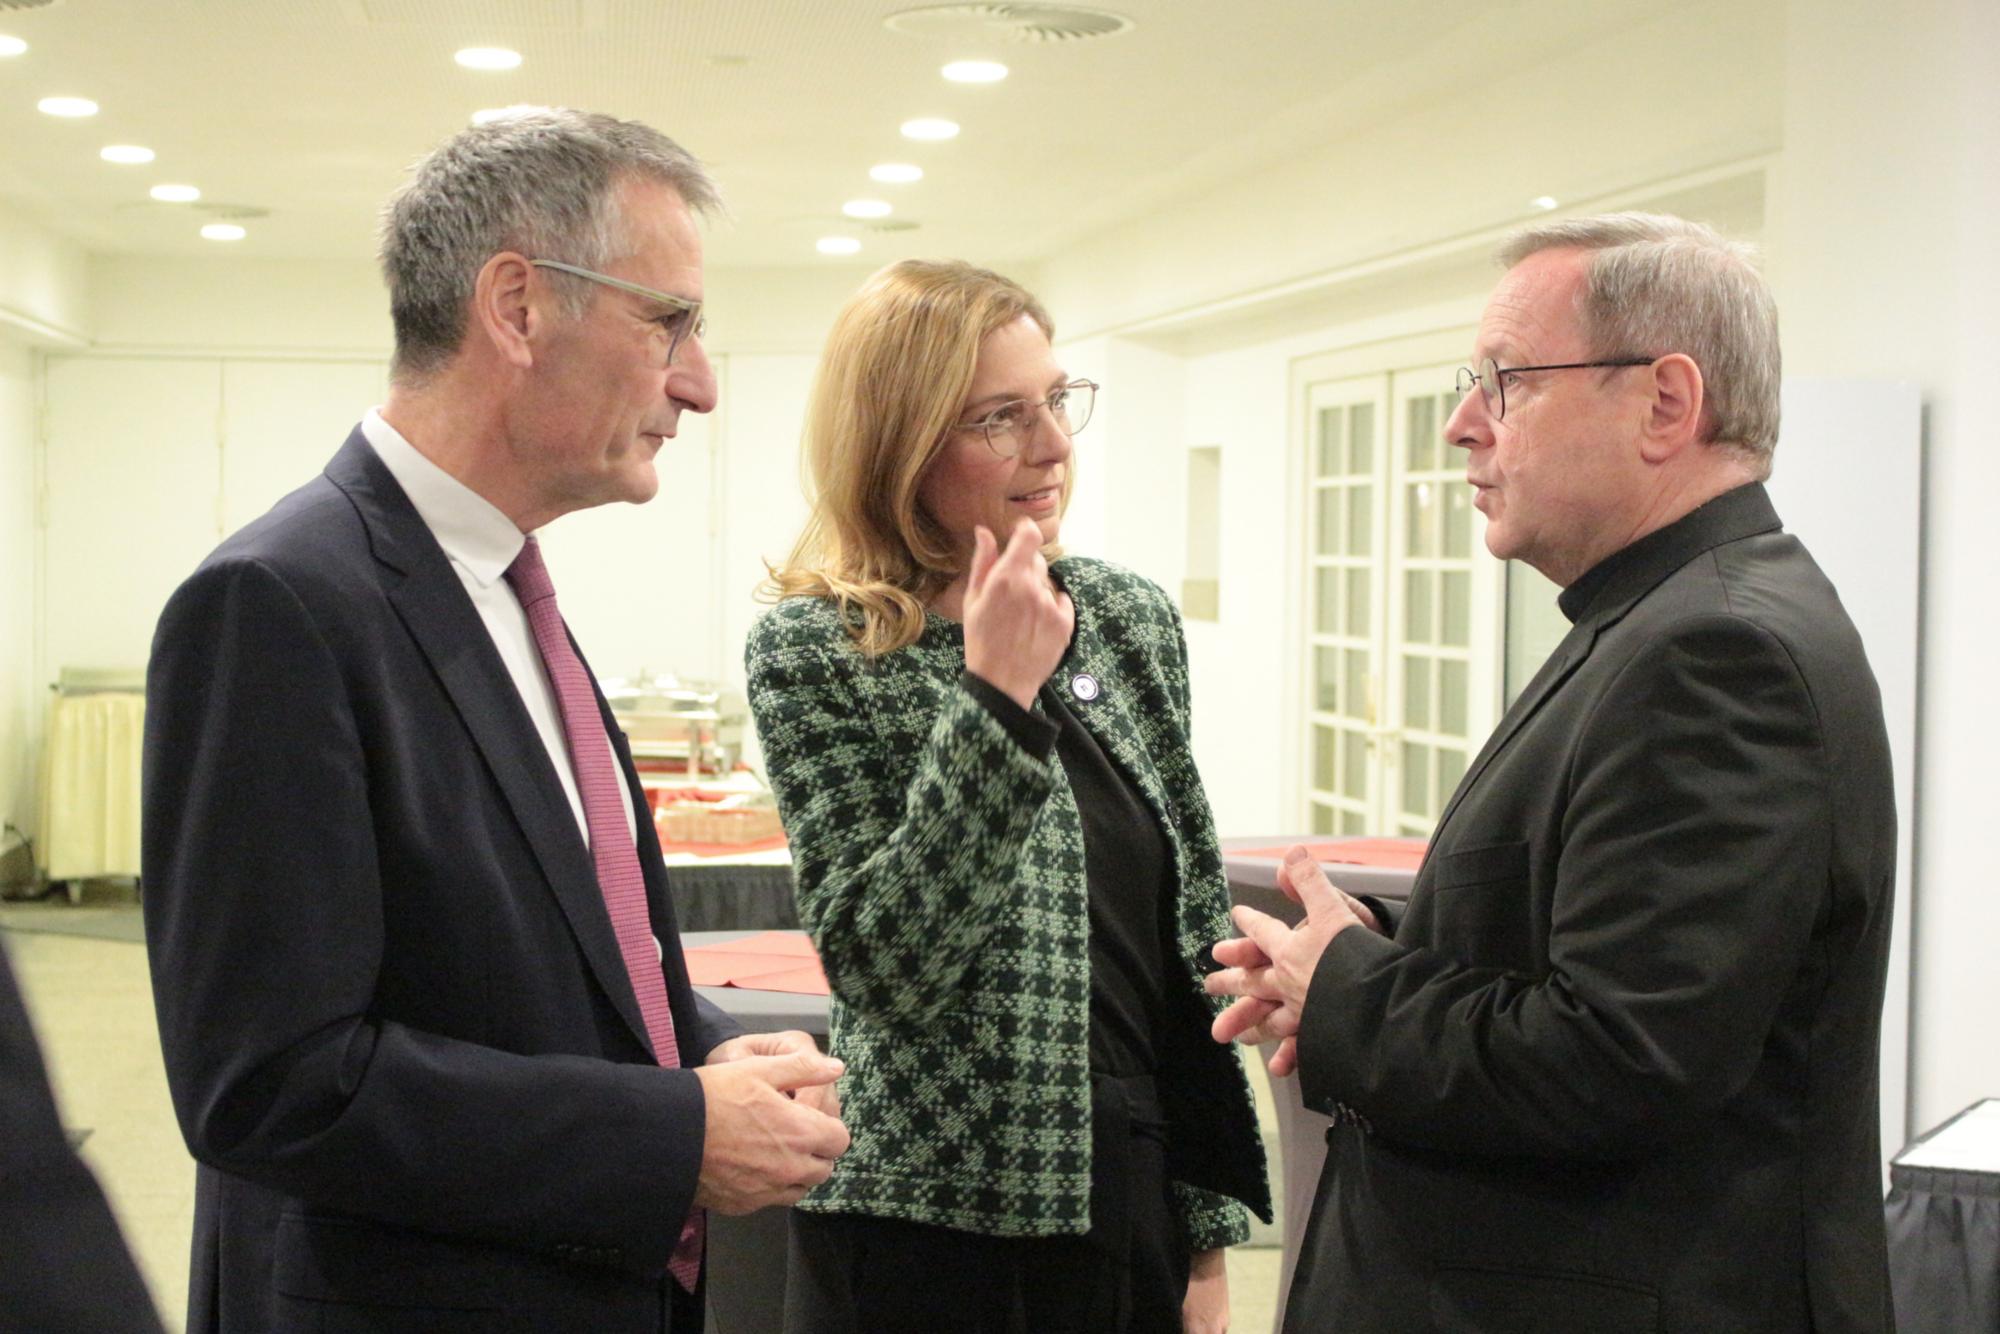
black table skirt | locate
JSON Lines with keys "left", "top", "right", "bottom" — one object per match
{"left": 669, "top": 862, "right": 798, "bottom": 931}
{"left": 1887, "top": 1161, "right": 2000, "bottom": 1332}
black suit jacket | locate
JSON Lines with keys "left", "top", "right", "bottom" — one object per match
{"left": 142, "top": 430, "right": 741, "bottom": 1333}
{"left": 0, "top": 942, "right": 164, "bottom": 1333}
{"left": 1290, "top": 485, "right": 1896, "bottom": 1332}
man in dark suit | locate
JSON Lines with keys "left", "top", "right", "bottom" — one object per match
{"left": 0, "top": 942, "right": 164, "bottom": 1332}
{"left": 1208, "top": 213, "right": 1896, "bottom": 1331}
{"left": 143, "top": 109, "right": 847, "bottom": 1333}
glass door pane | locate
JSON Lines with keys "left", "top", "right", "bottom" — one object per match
{"left": 1302, "top": 377, "right": 1389, "bottom": 838}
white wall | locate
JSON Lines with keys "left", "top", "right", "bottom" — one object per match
{"left": 0, "top": 339, "right": 38, "bottom": 837}
{"left": 1772, "top": 0, "right": 2000, "bottom": 1136}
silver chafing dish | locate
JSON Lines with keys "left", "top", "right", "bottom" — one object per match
{"left": 601, "top": 673, "right": 747, "bottom": 779}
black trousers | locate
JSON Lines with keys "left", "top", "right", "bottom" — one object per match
{"left": 784, "top": 1073, "right": 1190, "bottom": 1334}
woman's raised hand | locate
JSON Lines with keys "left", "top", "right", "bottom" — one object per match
{"left": 963, "top": 519, "right": 1075, "bottom": 710}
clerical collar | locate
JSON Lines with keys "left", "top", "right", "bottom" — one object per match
{"left": 1556, "top": 483, "right": 1780, "bottom": 625}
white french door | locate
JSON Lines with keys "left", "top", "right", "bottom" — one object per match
{"left": 1302, "top": 379, "right": 1386, "bottom": 836}
{"left": 1301, "top": 365, "right": 1503, "bottom": 837}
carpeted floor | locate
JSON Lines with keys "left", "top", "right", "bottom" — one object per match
{"left": 0, "top": 880, "right": 146, "bottom": 943}
{"left": 0, "top": 905, "right": 145, "bottom": 943}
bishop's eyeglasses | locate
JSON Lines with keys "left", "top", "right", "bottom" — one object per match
{"left": 1456, "top": 355, "right": 1654, "bottom": 421}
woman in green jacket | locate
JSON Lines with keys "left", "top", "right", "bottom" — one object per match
{"left": 747, "top": 259, "right": 1269, "bottom": 1334}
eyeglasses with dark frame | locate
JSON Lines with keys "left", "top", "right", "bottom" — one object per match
{"left": 951, "top": 379, "right": 1099, "bottom": 460}
{"left": 1456, "top": 355, "right": 1655, "bottom": 421}
{"left": 529, "top": 259, "right": 706, "bottom": 366}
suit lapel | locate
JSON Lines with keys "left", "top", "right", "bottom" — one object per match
{"left": 326, "top": 433, "right": 656, "bottom": 1055}
{"left": 1430, "top": 615, "right": 1599, "bottom": 843}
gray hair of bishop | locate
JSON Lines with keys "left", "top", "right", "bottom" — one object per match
{"left": 379, "top": 107, "right": 720, "bottom": 381}
{"left": 1500, "top": 212, "right": 1781, "bottom": 476}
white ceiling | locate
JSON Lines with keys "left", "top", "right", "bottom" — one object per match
{"left": 0, "top": 0, "right": 1668, "bottom": 269}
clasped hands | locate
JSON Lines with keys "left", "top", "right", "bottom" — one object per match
{"left": 1204, "top": 846, "right": 1380, "bottom": 1076}
{"left": 694, "top": 1030, "right": 849, "bottom": 1215}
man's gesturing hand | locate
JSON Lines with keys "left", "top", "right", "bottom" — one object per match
{"left": 963, "top": 518, "right": 1074, "bottom": 710}
{"left": 693, "top": 1050, "right": 849, "bottom": 1214}
{"left": 1204, "top": 847, "right": 1364, "bottom": 1077}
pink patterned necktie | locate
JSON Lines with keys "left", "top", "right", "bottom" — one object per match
{"left": 505, "top": 536, "right": 704, "bottom": 1292}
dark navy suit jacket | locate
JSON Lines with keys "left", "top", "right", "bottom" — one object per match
{"left": 143, "top": 430, "right": 740, "bottom": 1332}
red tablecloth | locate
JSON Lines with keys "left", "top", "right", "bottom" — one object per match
{"left": 682, "top": 930, "right": 828, "bottom": 995}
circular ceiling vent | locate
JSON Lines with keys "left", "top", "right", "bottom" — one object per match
{"left": 884, "top": 4, "right": 1134, "bottom": 44}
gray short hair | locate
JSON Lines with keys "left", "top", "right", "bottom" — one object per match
{"left": 380, "top": 108, "right": 719, "bottom": 379}
{"left": 1500, "top": 212, "right": 1780, "bottom": 472}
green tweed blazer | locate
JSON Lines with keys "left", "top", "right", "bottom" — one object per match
{"left": 745, "top": 556, "right": 1271, "bottom": 1249}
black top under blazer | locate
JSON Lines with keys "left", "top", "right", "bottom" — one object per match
{"left": 142, "top": 430, "right": 741, "bottom": 1333}
{"left": 1290, "top": 484, "right": 1897, "bottom": 1333}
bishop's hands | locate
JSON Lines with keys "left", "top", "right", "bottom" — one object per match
{"left": 1205, "top": 847, "right": 1380, "bottom": 1077}
{"left": 963, "top": 518, "right": 1074, "bottom": 711}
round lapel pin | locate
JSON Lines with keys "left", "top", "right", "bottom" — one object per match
{"left": 1070, "top": 673, "right": 1100, "bottom": 702}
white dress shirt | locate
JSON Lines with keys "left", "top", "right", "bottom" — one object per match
{"left": 360, "top": 408, "right": 636, "bottom": 853}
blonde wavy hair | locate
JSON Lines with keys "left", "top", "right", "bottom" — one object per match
{"left": 761, "top": 259, "right": 1069, "bottom": 656}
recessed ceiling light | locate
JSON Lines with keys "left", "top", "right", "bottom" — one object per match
{"left": 942, "top": 60, "right": 1008, "bottom": 83}
{"left": 1531, "top": 195, "right": 1559, "bottom": 211}
{"left": 900, "top": 118, "right": 960, "bottom": 141}
{"left": 455, "top": 47, "right": 522, "bottom": 71}
{"left": 0, "top": 34, "right": 27, "bottom": 58}
{"left": 37, "top": 97, "right": 99, "bottom": 119}
{"left": 842, "top": 199, "right": 892, "bottom": 220}
{"left": 870, "top": 162, "right": 924, "bottom": 184}
{"left": 100, "top": 145, "right": 155, "bottom": 165}
{"left": 816, "top": 236, "right": 862, "bottom": 256}
{"left": 150, "top": 184, "right": 201, "bottom": 203}
{"left": 200, "top": 224, "right": 246, "bottom": 242}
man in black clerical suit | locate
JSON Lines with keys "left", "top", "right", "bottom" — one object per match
{"left": 0, "top": 941, "right": 163, "bottom": 1332}
{"left": 1208, "top": 213, "right": 1895, "bottom": 1332}
{"left": 143, "top": 110, "right": 847, "bottom": 1332}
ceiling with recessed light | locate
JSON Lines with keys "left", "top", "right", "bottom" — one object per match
{"left": 0, "top": 0, "right": 1691, "bottom": 268}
